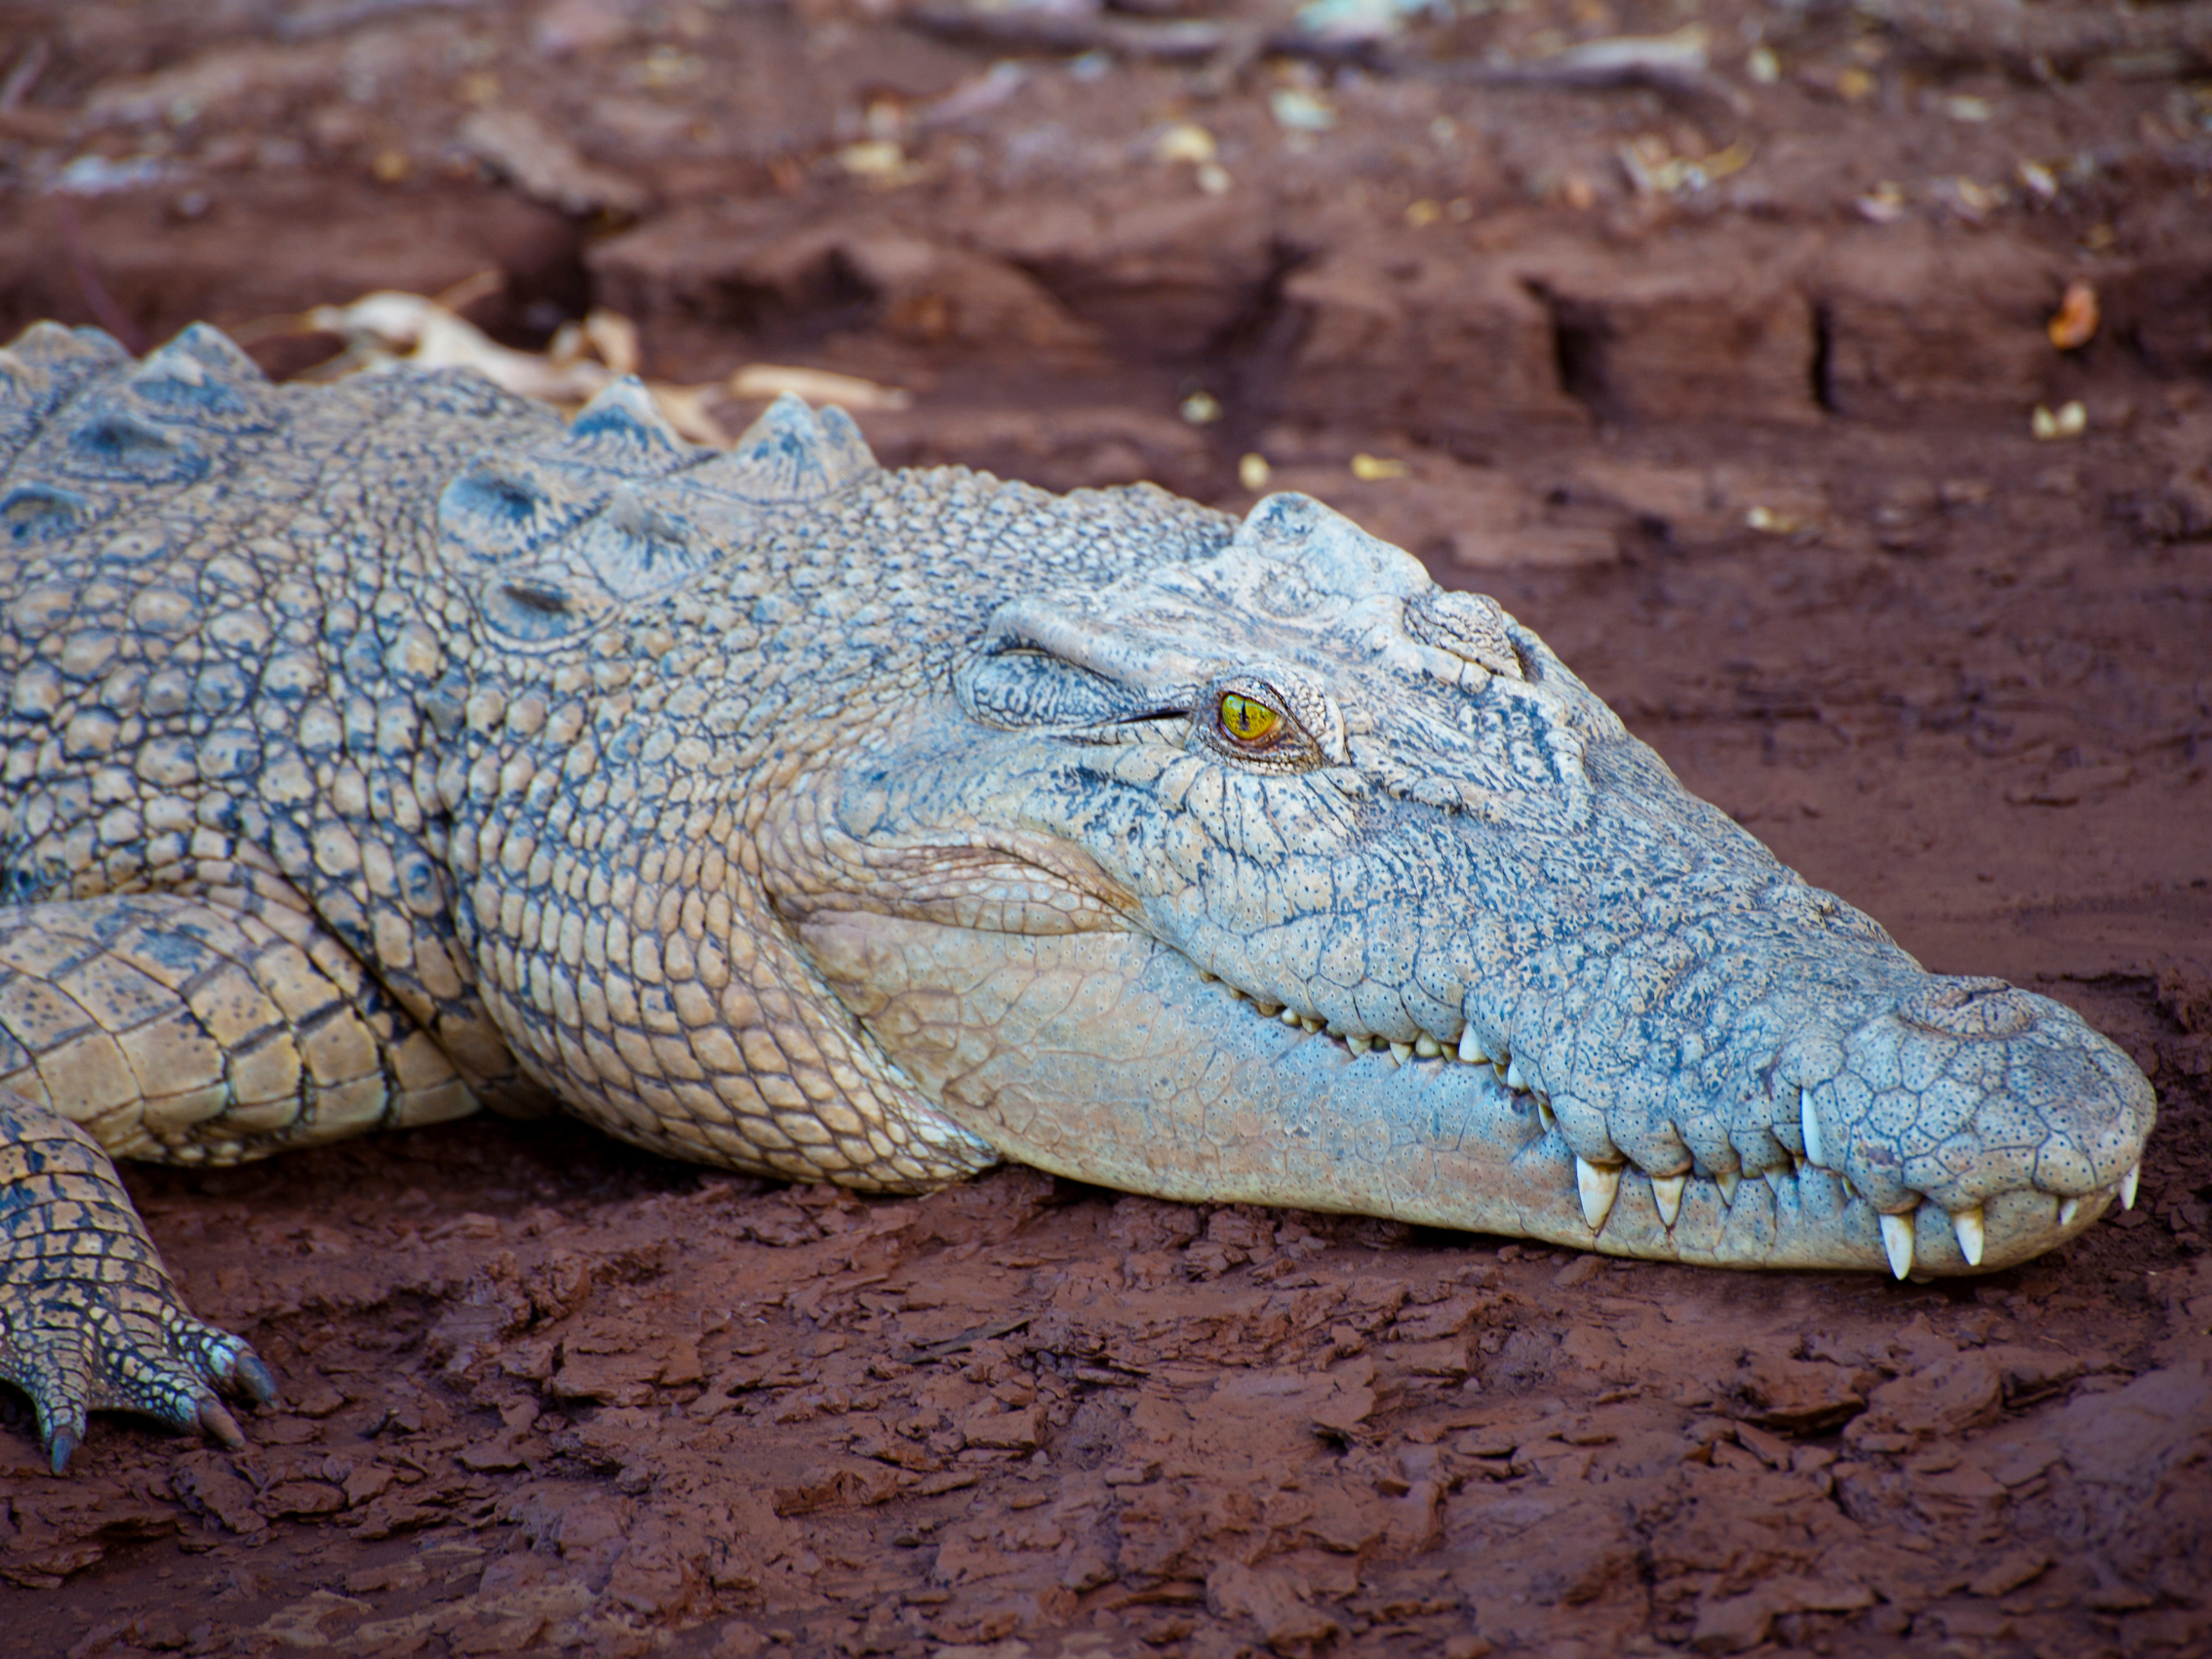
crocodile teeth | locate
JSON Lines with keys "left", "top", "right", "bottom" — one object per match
{"left": 1347, "top": 1034, "right": 1372, "bottom": 1055}
{"left": 2059, "top": 1196, "right": 2081, "bottom": 1227}
{"left": 2121, "top": 1163, "right": 2140, "bottom": 1211}
{"left": 1716, "top": 1169, "right": 1740, "bottom": 1204}
{"left": 1457, "top": 1027, "right": 1488, "bottom": 1064}
{"left": 1535, "top": 1096, "right": 1558, "bottom": 1133}
{"left": 1952, "top": 1205, "right": 1986, "bottom": 1267}
{"left": 1798, "top": 1086, "right": 1827, "bottom": 1167}
{"left": 1281, "top": 1007, "right": 1301, "bottom": 1026}
{"left": 1300, "top": 1015, "right": 1323, "bottom": 1034}
{"left": 1504, "top": 1057, "right": 1527, "bottom": 1090}
{"left": 1389, "top": 1041, "right": 1413, "bottom": 1066}
{"left": 1577, "top": 1158, "right": 1622, "bottom": 1232}
{"left": 1879, "top": 1211, "right": 1916, "bottom": 1281}
{"left": 1650, "top": 1173, "right": 1685, "bottom": 1227}
{"left": 1414, "top": 1035, "right": 1442, "bottom": 1059}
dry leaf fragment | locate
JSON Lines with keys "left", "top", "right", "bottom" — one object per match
{"left": 2047, "top": 281, "right": 2099, "bottom": 351}
{"left": 728, "top": 365, "right": 910, "bottom": 411}
{"left": 266, "top": 291, "right": 910, "bottom": 452}
{"left": 838, "top": 139, "right": 920, "bottom": 185}
{"left": 299, "top": 292, "right": 615, "bottom": 402}
{"left": 1856, "top": 181, "right": 1907, "bottom": 223}
{"left": 2031, "top": 401, "right": 2087, "bottom": 441}
{"left": 642, "top": 382, "right": 731, "bottom": 449}
{"left": 1153, "top": 122, "right": 1216, "bottom": 165}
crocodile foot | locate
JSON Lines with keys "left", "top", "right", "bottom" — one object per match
{"left": 1, "top": 1097, "right": 276, "bottom": 1471}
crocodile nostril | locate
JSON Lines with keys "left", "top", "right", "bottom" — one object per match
{"left": 1899, "top": 976, "right": 2036, "bottom": 1040}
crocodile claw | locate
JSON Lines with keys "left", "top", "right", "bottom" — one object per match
{"left": 1, "top": 1102, "right": 277, "bottom": 1469}
{"left": 235, "top": 1351, "right": 279, "bottom": 1406}
{"left": 5, "top": 1297, "right": 277, "bottom": 1471}
{"left": 198, "top": 1397, "right": 247, "bottom": 1451}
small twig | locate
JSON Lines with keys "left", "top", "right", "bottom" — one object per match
{"left": 0, "top": 37, "right": 49, "bottom": 112}
{"left": 900, "top": 4, "right": 1382, "bottom": 68}
{"left": 901, "top": 7, "right": 1742, "bottom": 107}
{"left": 1431, "top": 30, "right": 1751, "bottom": 115}
{"left": 49, "top": 198, "right": 145, "bottom": 353}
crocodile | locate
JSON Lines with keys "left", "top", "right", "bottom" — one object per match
{"left": 0, "top": 322, "right": 2155, "bottom": 1471}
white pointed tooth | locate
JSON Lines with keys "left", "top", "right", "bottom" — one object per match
{"left": 1952, "top": 1205, "right": 1986, "bottom": 1268}
{"left": 1414, "top": 1035, "right": 1442, "bottom": 1059}
{"left": 1879, "top": 1210, "right": 1916, "bottom": 1281}
{"left": 1792, "top": 1154, "right": 1807, "bottom": 1175}
{"left": 2058, "top": 1195, "right": 2081, "bottom": 1227}
{"left": 1577, "top": 1158, "right": 1622, "bottom": 1232}
{"left": 1651, "top": 1173, "right": 1685, "bottom": 1227}
{"left": 1504, "top": 1057, "right": 1527, "bottom": 1091}
{"left": 1198, "top": 969, "right": 1216, "bottom": 983}
{"left": 2121, "top": 1164, "right": 2140, "bottom": 1211}
{"left": 1457, "top": 1026, "right": 1488, "bottom": 1064}
{"left": 1347, "top": 1034, "right": 1371, "bottom": 1054}
{"left": 1281, "top": 1007, "right": 1301, "bottom": 1026}
{"left": 1535, "top": 1097, "right": 1558, "bottom": 1132}
{"left": 1716, "top": 1169, "right": 1740, "bottom": 1204}
{"left": 1840, "top": 1174, "right": 1859, "bottom": 1201}
{"left": 1255, "top": 1002, "right": 1281, "bottom": 1017}
{"left": 1798, "top": 1086, "right": 1827, "bottom": 1168}
{"left": 1389, "top": 1041, "right": 1413, "bottom": 1066}
{"left": 1301, "top": 1016, "right": 1323, "bottom": 1033}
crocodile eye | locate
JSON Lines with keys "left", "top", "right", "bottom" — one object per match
{"left": 1218, "top": 691, "right": 1281, "bottom": 746}
{"left": 1197, "top": 675, "right": 1329, "bottom": 770}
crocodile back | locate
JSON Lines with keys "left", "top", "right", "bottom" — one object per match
{"left": 0, "top": 324, "right": 551, "bottom": 1102}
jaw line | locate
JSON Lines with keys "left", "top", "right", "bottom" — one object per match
{"left": 798, "top": 904, "right": 2109, "bottom": 1272}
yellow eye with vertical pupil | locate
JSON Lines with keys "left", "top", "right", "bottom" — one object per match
{"left": 1218, "top": 691, "right": 1281, "bottom": 744}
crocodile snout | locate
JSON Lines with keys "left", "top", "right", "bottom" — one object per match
{"left": 1789, "top": 976, "right": 2153, "bottom": 1276}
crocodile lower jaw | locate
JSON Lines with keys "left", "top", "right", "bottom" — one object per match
{"left": 1205, "top": 972, "right": 2138, "bottom": 1279}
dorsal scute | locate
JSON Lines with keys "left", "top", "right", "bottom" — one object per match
{"left": 0, "top": 323, "right": 133, "bottom": 472}
{"left": 116, "top": 324, "right": 272, "bottom": 431}
{"left": 63, "top": 408, "right": 210, "bottom": 487}
{"left": 437, "top": 454, "right": 611, "bottom": 565}
{"left": 696, "top": 391, "right": 876, "bottom": 504}
{"left": 562, "top": 375, "right": 695, "bottom": 474}
{"left": 0, "top": 481, "right": 92, "bottom": 547}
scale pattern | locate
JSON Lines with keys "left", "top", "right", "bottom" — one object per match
{"left": 0, "top": 322, "right": 2157, "bottom": 1468}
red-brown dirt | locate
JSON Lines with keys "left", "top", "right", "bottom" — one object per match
{"left": 1, "top": 1, "right": 2208, "bottom": 1654}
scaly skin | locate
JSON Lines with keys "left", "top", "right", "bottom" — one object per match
{"left": 0, "top": 323, "right": 2155, "bottom": 1468}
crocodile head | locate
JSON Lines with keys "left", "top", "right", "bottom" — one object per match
{"left": 769, "top": 490, "right": 2155, "bottom": 1276}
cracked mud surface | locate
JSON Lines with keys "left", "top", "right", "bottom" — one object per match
{"left": 2, "top": 0, "right": 2210, "bottom": 1653}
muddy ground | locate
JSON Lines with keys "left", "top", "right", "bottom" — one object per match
{"left": 3, "top": 0, "right": 2211, "bottom": 1653}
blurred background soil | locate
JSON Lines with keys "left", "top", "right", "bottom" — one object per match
{"left": 1, "top": 0, "right": 2210, "bottom": 1654}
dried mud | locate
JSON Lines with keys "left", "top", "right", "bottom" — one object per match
{"left": 2, "top": 0, "right": 2210, "bottom": 1654}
